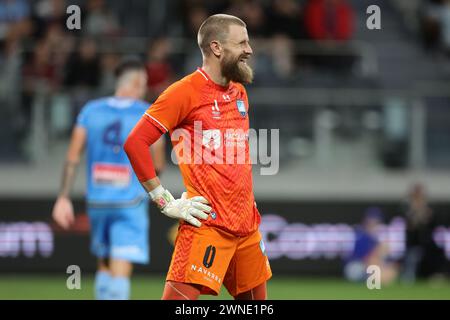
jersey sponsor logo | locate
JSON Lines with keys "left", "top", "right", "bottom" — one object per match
{"left": 190, "top": 264, "right": 222, "bottom": 284}
{"left": 236, "top": 99, "right": 246, "bottom": 117}
{"left": 92, "top": 163, "right": 131, "bottom": 187}
{"left": 224, "top": 130, "right": 248, "bottom": 148}
{"left": 202, "top": 129, "right": 221, "bottom": 150}
{"left": 211, "top": 99, "right": 221, "bottom": 119}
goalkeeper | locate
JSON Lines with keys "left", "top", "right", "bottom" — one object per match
{"left": 124, "top": 14, "right": 272, "bottom": 300}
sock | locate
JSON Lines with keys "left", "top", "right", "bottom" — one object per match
{"left": 108, "top": 276, "right": 130, "bottom": 300}
{"left": 94, "top": 271, "right": 111, "bottom": 300}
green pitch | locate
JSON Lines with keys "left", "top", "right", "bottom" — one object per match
{"left": 0, "top": 275, "right": 449, "bottom": 300}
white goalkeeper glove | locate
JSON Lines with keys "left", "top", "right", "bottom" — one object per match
{"left": 149, "top": 185, "right": 212, "bottom": 227}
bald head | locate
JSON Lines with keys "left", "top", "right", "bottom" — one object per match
{"left": 197, "top": 14, "right": 246, "bottom": 56}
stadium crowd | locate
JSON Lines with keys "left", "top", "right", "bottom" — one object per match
{"left": 0, "top": 0, "right": 358, "bottom": 136}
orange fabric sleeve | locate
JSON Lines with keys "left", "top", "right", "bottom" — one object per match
{"left": 144, "top": 80, "right": 194, "bottom": 132}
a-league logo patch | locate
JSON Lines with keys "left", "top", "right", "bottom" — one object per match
{"left": 236, "top": 99, "right": 246, "bottom": 117}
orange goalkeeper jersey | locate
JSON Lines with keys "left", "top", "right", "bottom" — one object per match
{"left": 145, "top": 68, "right": 260, "bottom": 236}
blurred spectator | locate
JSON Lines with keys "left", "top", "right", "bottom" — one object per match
{"left": 0, "top": 31, "right": 22, "bottom": 129}
{"left": 146, "top": 37, "right": 173, "bottom": 101}
{"left": 0, "top": 21, "right": 22, "bottom": 99}
{"left": 43, "top": 23, "right": 74, "bottom": 76}
{"left": 267, "top": 0, "right": 303, "bottom": 39}
{"left": 434, "top": 0, "right": 450, "bottom": 55}
{"left": 441, "top": 1, "right": 450, "bottom": 54}
{"left": 0, "top": 0, "right": 31, "bottom": 41}
{"left": 422, "top": 0, "right": 450, "bottom": 56}
{"left": 237, "top": 0, "right": 269, "bottom": 38}
{"left": 183, "top": 5, "right": 209, "bottom": 39}
{"left": 402, "top": 183, "right": 432, "bottom": 283}
{"left": 303, "top": 0, "right": 354, "bottom": 42}
{"left": 21, "top": 38, "right": 58, "bottom": 128}
{"left": 270, "top": 34, "right": 296, "bottom": 80}
{"left": 401, "top": 183, "right": 447, "bottom": 282}
{"left": 421, "top": 0, "right": 444, "bottom": 52}
{"left": 302, "top": 0, "right": 356, "bottom": 72}
{"left": 98, "top": 52, "right": 120, "bottom": 95}
{"left": 64, "top": 38, "right": 101, "bottom": 89}
{"left": 64, "top": 37, "right": 101, "bottom": 118}
{"left": 22, "top": 39, "right": 58, "bottom": 93}
{"left": 344, "top": 207, "right": 399, "bottom": 285}
{"left": 181, "top": 6, "right": 208, "bottom": 74}
{"left": 32, "top": 0, "right": 67, "bottom": 39}
{"left": 83, "top": 0, "right": 122, "bottom": 37}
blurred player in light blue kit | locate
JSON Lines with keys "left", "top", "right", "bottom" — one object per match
{"left": 51, "top": 59, "right": 165, "bottom": 299}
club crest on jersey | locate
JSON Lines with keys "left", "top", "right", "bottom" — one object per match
{"left": 236, "top": 99, "right": 246, "bottom": 117}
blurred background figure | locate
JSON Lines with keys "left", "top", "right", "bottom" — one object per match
{"left": 344, "top": 207, "right": 399, "bottom": 285}
{"left": 22, "top": 38, "right": 58, "bottom": 124}
{"left": 303, "top": 0, "right": 356, "bottom": 72}
{"left": 402, "top": 183, "right": 433, "bottom": 283}
{"left": 402, "top": 183, "right": 447, "bottom": 283}
{"left": 303, "top": 0, "right": 354, "bottom": 42}
{"left": 181, "top": 5, "right": 208, "bottom": 74}
{"left": 52, "top": 59, "right": 166, "bottom": 300}
{"left": 64, "top": 37, "right": 101, "bottom": 121}
{"left": 145, "top": 37, "right": 173, "bottom": 101}
{"left": 0, "top": 0, "right": 31, "bottom": 42}
{"left": 83, "top": 0, "right": 122, "bottom": 38}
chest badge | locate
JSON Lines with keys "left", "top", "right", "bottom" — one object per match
{"left": 236, "top": 99, "right": 247, "bottom": 117}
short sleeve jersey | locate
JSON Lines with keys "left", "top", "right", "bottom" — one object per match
{"left": 145, "top": 68, "right": 260, "bottom": 236}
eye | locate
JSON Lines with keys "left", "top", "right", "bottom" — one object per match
{"left": 240, "top": 40, "right": 249, "bottom": 47}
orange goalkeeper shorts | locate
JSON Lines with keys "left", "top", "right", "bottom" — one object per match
{"left": 166, "top": 223, "right": 272, "bottom": 296}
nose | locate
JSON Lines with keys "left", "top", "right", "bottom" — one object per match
{"left": 245, "top": 43, "right": 253, "bottom": 55}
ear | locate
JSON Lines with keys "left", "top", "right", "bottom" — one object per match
{"left": 209, "top": 40, "right": 222, "bottom": 58}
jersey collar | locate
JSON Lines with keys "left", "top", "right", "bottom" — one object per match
{"left": 196, "top": 67, "right": 232, "bottom": 92}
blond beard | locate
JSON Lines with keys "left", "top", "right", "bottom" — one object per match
{"left": 221, "top": 53, "right": 254, "bottom": 84}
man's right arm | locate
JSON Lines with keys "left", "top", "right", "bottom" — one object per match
{"left": 124, "top": 116, "right": 164, "bottom": 192}
{"left": 52, "top": 126, "right": 86, "bottom": 229}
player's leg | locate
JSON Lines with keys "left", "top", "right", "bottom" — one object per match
{"left": 224, "top": 229, "right": 272, "bottom": 300}
{"left": 88, "top": 207, "right": 111, "bottom": 300}
{"left": 233, "top": 281, "right": 267, "bottom": 300}
{"left": 108, "top": 200, "right": 150, "bottom": 300}
{"left": 161, "top": 281, "right": 202, "bottom": 300}
{"left": 94, "top": 258, "right": 111, "bottom": 300}
{"left": 109, "top": 259, "right": 133, "bottom": 277}
{"left": 163, "top": 224, "right": 235, "bottom": 300}
{"left": 108, "top": 258, "right": 133, "bottom": 300}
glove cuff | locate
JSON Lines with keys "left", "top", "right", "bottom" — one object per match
{"left": 148, "top": 185, "right": 165, "bottom": 200}
{"left": 149, "top": 187, "right": 174, "bottom": 210}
